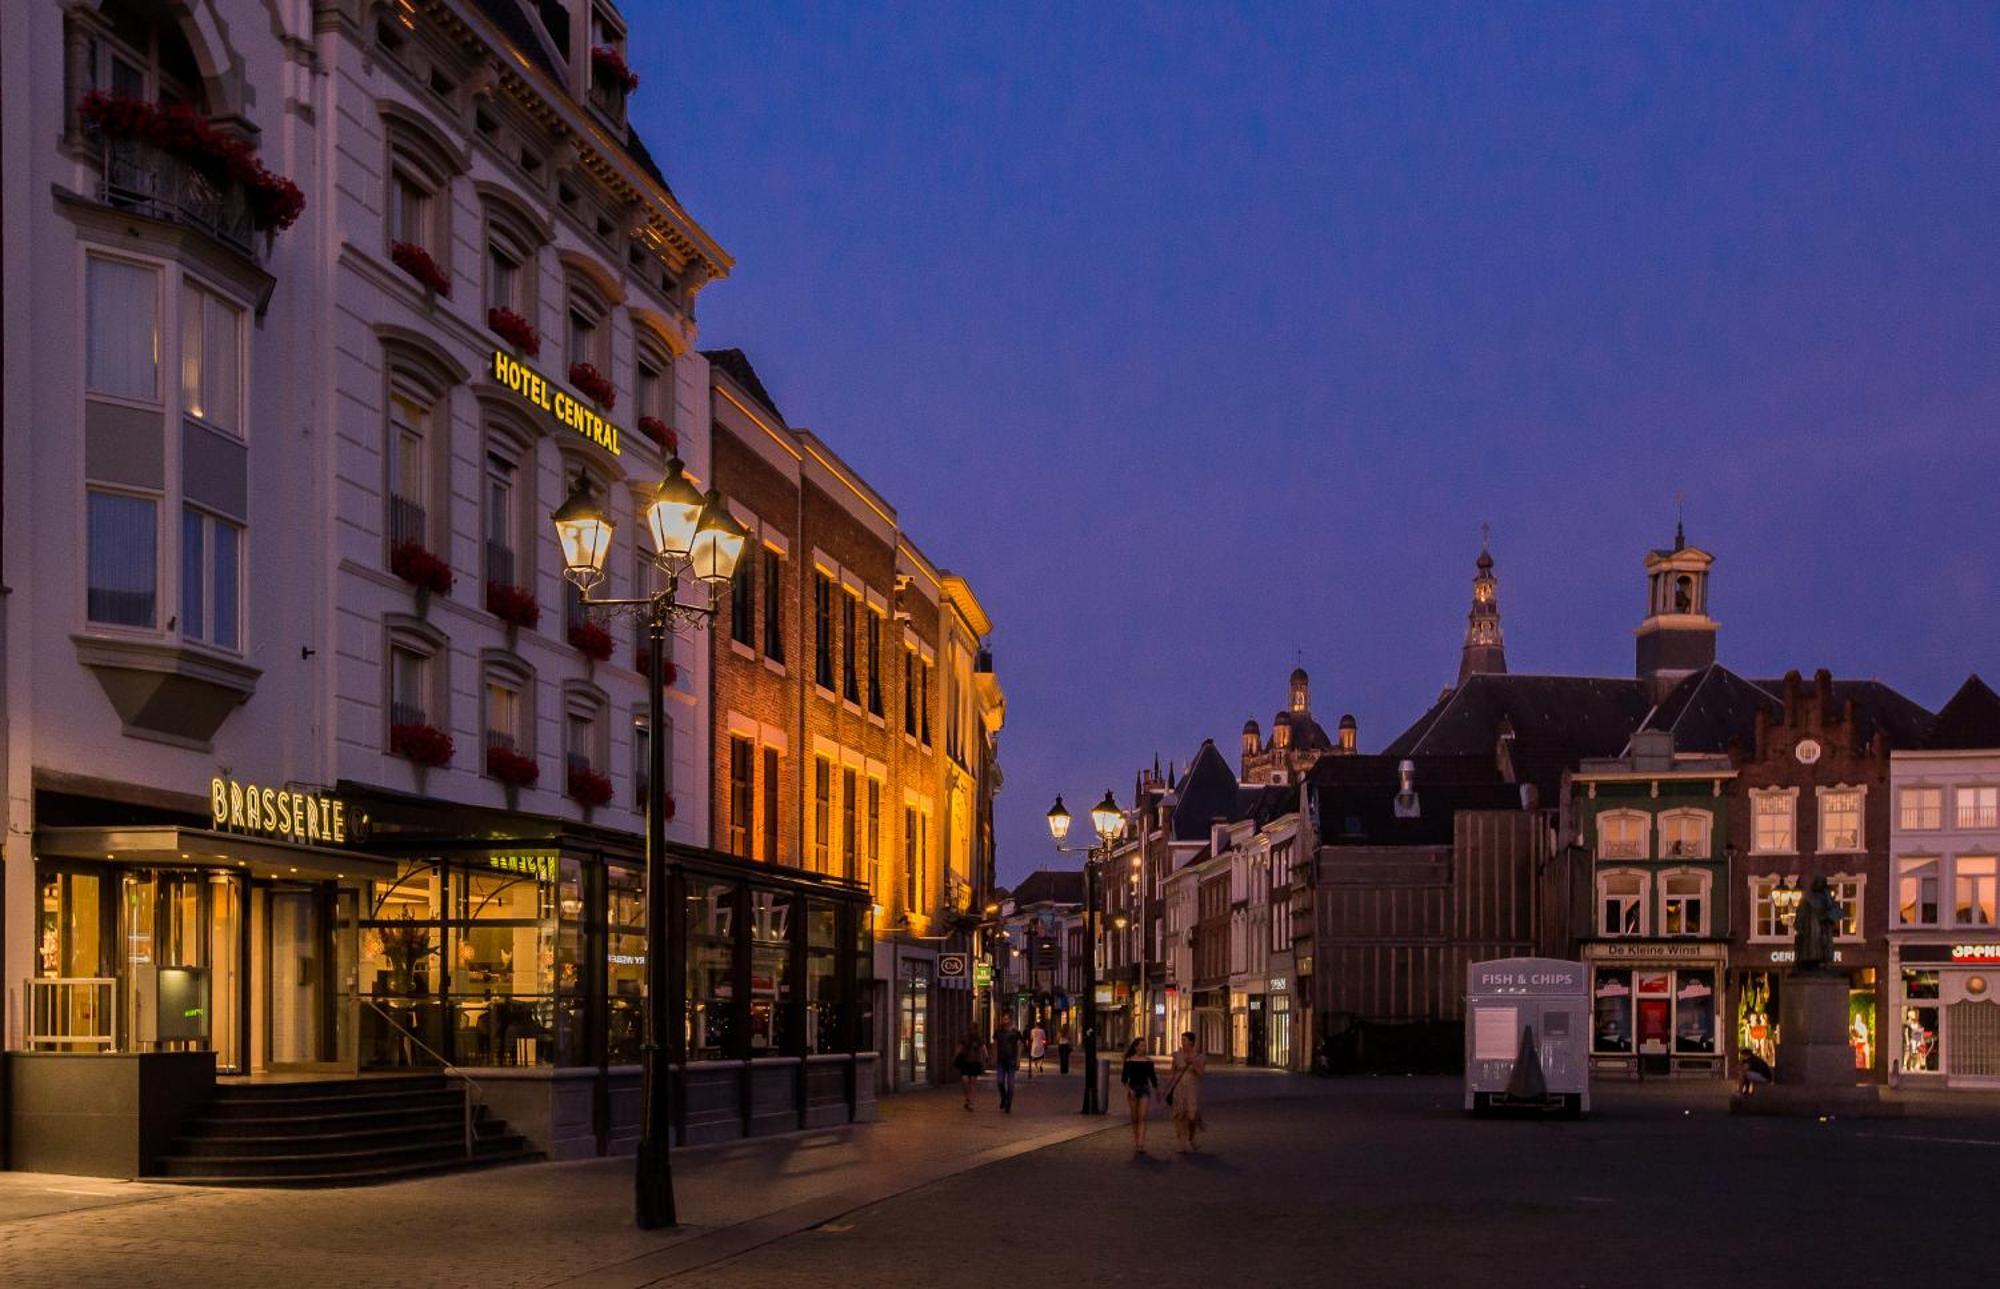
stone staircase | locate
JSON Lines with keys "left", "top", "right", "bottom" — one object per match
{"left": 155, "top": 1073, "right": 539, "bottom": 1186}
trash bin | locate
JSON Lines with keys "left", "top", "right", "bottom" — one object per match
{"left": 1464, "top": 957, "right": 1589, "bottom": 1116}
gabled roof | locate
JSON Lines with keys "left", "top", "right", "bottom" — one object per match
{"left": 1924, "top": 675, "right": 2000, "bottom": 750}
{"left": 1381, "top": 673, "right": 1652, "bottom": 802}
{"left": 702, "top": 348, "right": 787, "bottom": 424}
{"left": 1635, "top": 664, "right": 1780, "bottom": 754}
{"left": 1308, "top": 754, "right": 1526, "bottom": 848}
{"left": 1169, "top": 740, "right": 1244, "bottom": 842}
{"left": 1008, "top": 869, "right": 1084, "bottom": 907}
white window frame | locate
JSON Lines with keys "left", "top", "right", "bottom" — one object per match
{"left": 1657, "top": 808, "right": 1712, "bottom": 860}
{"left": 1828, "top": 873, "right": 1865, "bottom": 942}
{"left": 1817, "top": 785, "right": 1866, "bottom": 854}
{"left": 179, "top": 503, "right": 243, "bottom": 654}
{"left": 1658, "top": 867, "right": 1710, "bottom": 938}
{"left": 1953, "top": 854, "right": 1998, "bottom": 929}
{"left": 1748, "top": 875, "right": 1785, "bottom": 942}
{"left": 179, "top": 277, "right": 244, "bottom": 437}
{"left": 1899, "top": 787, "right": 1943, "bottom": 832}
{"left": 481, "top": 659, "right": 533, "bottom": 761}
{"left": 1596, "top": 809, "right": 1651, "bottom": 861}
{"left": 1956, "top": 787, "right": 2000, "bottom": 832}
{"left": 1896, "top": 855, "right": 1941, "bottom": 928}
{"left": 1598, "top": 868, "right": 1650, "bottom": 938}
{"left": 1749, "top": 788, "right": 1799, "bottom": 855}
{"left": 84, "top": 250, "right": 162, "bottom": 406}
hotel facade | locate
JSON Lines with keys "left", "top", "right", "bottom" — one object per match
{"left": 0, "top": 0, "right": 998, "bottom": 1177}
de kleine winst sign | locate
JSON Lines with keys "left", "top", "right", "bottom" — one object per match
{"left": 491, "top": 351, "right": 623, "bottom": 457}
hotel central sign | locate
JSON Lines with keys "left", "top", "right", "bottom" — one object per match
{"left": 491, "top": 351, "right": 622, "bottom": 456}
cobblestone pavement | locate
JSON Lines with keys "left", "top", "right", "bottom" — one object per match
{"left": 7, "top": 1073, "right": 1992, "bottom": 1288}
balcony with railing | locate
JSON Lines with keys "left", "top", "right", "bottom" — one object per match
{"left": 96, "top": 134, "right": 256, "bottom": 257}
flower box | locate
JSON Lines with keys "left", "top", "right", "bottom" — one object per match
{"left": 637, "top": 415, "right": 676, "bottom": 453}
{"left": 390, "top": 722, "right": 454, "bottom": 768}
{"left": 568, "top": 361, "right": 616, "bottom": 409}
{"left": 569, "top": 620, "right": 615, "bottom": 661}
{"left": 486, "top": 581, "right": 541, "bottom": 630}
{"left": 390, "top": 541, "right": 454, "bottom": 597}
{"left": 77, "top": 91, "right": 305, "bottom": 232}
{"left": 487, "top": 745, "right": 540, "bottom": 788}
{"left": 568, "top": 765, "right": 615, "bottom": 808}
{"left": 487, "top": 306, "right": 541, "bottom": 356}
{"left": 636, "top": 650, "right": 680, "bottom": 686}
{"left": 591, "top": 46, "right": 641, "bottom": 94}
{"left": 391, "top": 240, "right": 451, "bottom": 296}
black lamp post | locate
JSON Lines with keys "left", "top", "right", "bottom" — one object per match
{"left": 1046, "top": 789, "right": 1125, "bottom": 1115}
{"left": 552, "top": 458, "right": 747, "bottom": 1230}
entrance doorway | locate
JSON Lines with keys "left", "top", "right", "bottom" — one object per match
{"left": 266, "top": 883, "right": 355, "bottom": 1071}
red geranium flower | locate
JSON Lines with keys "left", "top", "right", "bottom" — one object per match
{"left": 390, "top": 541, "right": 454, "bottom": 596}
{"left": 390, "top": 722, "right": 455, "bottom": 768}
{"left": 486, "top": 745, "right": 541, "bottom": 788}
{"left": 568, "top": 361, "right": 616, "bottom": 409}
{"left": 486, "top": 582, "right": 541, "bottom": 630}
{"left": 487, "top": 306, "right": 541, "bottom": 356}
{"left": 568, "top": 765, "right": 614, "bottom": 808}
{"left": 391, "top": 240, "right": 451, "bottom": 295}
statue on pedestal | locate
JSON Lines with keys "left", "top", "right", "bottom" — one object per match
{"left": 1794, "top": 875, "right": 1842, "bottom": 973}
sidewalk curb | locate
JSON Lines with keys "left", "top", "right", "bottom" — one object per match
{"left": 563, "top": 1115, "right": 1128, "bottom": 1287}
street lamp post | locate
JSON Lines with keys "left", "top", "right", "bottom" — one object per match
{"left": 551, "top": 459, "right": 746, "bottom": 1230}
{"left": 1046, "top": 790, "right": 1125, "bottom": 1115}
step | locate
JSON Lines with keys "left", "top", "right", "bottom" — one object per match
{"left": 183, "top": 1102, "right": 476, "bottom": 1137}
{"left": 156, "top": 1144, "right": 541, "bottom": 1189}
{"left": 202, "top": 1087, "right": 467, "bottom": 1118}
{"left": 156, "top": 1132, "right": 532, "bottom": 1180}
{"left": 170, "top": 1122, "right": 470, "bottom": 1159}
{"left": 213, "top": 1075, "right": 446, "bottom": 1101}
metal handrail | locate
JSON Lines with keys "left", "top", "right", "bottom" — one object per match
{"left": 361, "top": 997, "right": 482, "bottom": 1157}
{"left": 24, "top": 977, "right": 118, "bottom": 1050}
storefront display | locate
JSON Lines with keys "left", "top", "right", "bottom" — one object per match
{"left": 1587, "top": 957, "right": 1725, "bottom": 1075}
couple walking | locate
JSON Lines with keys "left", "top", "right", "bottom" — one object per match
{"left": 954, "top": 1015, "right": 1030, "bottom": 1112}
{"left": 1119, "top": 1032, "right": 1206, "bottom": 1154}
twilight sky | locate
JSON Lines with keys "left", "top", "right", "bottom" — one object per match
{"left": 632, "top": 2, "right": 2000, "bottom": 887}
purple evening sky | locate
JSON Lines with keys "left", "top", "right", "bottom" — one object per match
{"left": 631, "top": 2, "right": 2000, "bottom": 887}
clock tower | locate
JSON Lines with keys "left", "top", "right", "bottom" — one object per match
{"left": 1457, "top": 533, "right": 1507, "bottom": 686}
{"left": 1635, "top": 521, "right": 1718, "bottom": 696}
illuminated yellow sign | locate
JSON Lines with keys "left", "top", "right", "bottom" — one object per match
{"left": 210, "top": 777, "right": 349, "bottom": 845}
{"left": 486, "top": 852, "right": 560, "bottom": 883}
{"left": 491, "top": 351, "right": 621, "bottom": 456}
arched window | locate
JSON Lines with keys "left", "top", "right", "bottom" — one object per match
{"left": 1657, "top": 808, "right": 1713, "bottom": 859}
{"left": 78, "top": 0, "right": 205, "bottom": 111}
{"left": 480, "top": 190, "right": 548, "bottom": 322}
{"left": 482, "top": 652, "right": 536, "bottom": 763}
{"left": 1596, "top": 809, "right": 1651, "bottom": 861}
{"left": 566, "top": 277, "right": 610, "bottom": 373}
{"left": 385, "top": 615, "right": 450, "bottom": 748}
{"left": 1598, "top": 869, "right": 1649, "bottom": 937}
{"left": 481, "top": 413, "right": 536, "bottom": 593}
{"left": 382, "top": 108, "right": 463, "bottom": 269}
{"left": 1658, "top": 868, "right": 1710, "bottom": 937}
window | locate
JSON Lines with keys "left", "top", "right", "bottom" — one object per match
{"left": 761, "top": 549, "right": 784, "bottom": 662}
{"left": 635, "top": 340, "right": 670, "bottom": 427}
{"left": 762, "top": 747, "right": 779, "bottom": 863}
{"left": 919, "top": 660, "right": 932, "bottom": 746}
{"left": 866, "top": 610, "right": 883, "bottom": 716}
{"left": 484, "top": 666, "right": 527, "bottom": 753}
{"left": 1901, "top": 787, "right": 1943, "bottom": 832}
{"left": 390, "top": 166, "right": 437, "bottom": 253}
{"left": 1660, "top": 870, "right": 1708, "bottom": 936}
{"left": 865, "top": 778, "right": 882, "bottom": 895}
{"left": 841, "top": 591, "right": 860, "bottom": 703}
{"left": 87, "top": 490, "right": 158, "bottom": 627}
{"left": 179, "top": 280, "right": 242, "bottom": 433}
{"left": 813, "top": 570, "right": 834, "bottom": 690}
{"left": 180, "top": 506, "right": 241, "bottom": 650}
{"left": 1596, "top": 810, "right": 1649, "bottom": 861}
{"left": 729, "top": 550, "right": 755, "bottom": 647}
{"left": 1658, "top": 809, "right": 1711, "bottom": 859}
{"left": 1903, "top": 968, "right": 1941, "bottom": 1074}
{"left": 483, "top": 212, "right": 537, "bottom": 318}
{"left": 1829, "top": 876, "right": 1863, "bottom": 939}
{"left": 1598, "top": 870, "right": 1647, "bottom": 937}
{"left": 842, "top": 768, "right": 858, "bottom": 880}
{"left": 1897, "top": 857, "right": 1940, "bottom": 926}
{"left": 1819, "top": 789, "right": 1863, "bottom": 852}
{"left": 387, "top": 392, "right": 433, "bottom": 549}
{"left": 86, "top": 255, "right": 159, "bottom": 401}
{"left": 813, "top": 757, "right": 832, "bottom": 872}
{"left": 484, "top": 450, "right": 522, "bottom": 586}
{"left": 1955, "top": 856, "right": 1997, "bottom": 927}
{"left": 1750, "top": 877, "right": 1785, "bottom": 940}
{"left": 1751, "top": 791, "right": 1796, "bottom": 854}
{"left": 389, "top": 646, "right": 429, "bottom": 731}
{"left": 903, "top": 806, "right": 918, "bottom": 911}
{"left": 566, "top": 284, "right": 607, "bottom": 371}
{"left": 1958, "top": 787, "right": 2000, "bottom": 831}
{"left": 80, "top": 4, "right": 198, "bottom": 107}
{"left": 903, "top": 648, "right": 917, "bottom": 735}
{"left": 728, "top": 737, "right": 754, "bottom": 858}
{"left": 564, "top": 694, "right": 603, "bottom": 776}
{"left": 632, "top": 715, "right": 650, "bottom": 808}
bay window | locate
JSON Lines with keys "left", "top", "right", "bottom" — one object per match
{"left": 87, "top": 490, "right": 158, "bottom": 627}
{"left": 86, "top": 255, "right": 159, "bottom": 401}
{"left": 179, "top": 280, "right": 242, "bottom": 432}
{"left": 180, "top": 506, "right": 241, "bottom": 650}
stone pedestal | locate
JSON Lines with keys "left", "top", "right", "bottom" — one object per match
{"left": 1733, "top": 971, "right": 1902, "bottom": 1119}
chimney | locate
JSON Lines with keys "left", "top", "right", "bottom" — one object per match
{"left": 1394, "top": 759, "right": 1420, "bottom": 819}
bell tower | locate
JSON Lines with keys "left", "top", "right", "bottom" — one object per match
{"left": 1458, "top": 529, "right": 1507, "bottom": 685}
{"left": 1635, "top": 519, "right": 1717, "bottom": 695}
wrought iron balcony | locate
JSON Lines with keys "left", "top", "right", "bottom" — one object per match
{"left": 96, "top": 135, "right": 256, "bottom": 257}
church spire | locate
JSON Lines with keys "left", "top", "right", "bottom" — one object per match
{"left": 1458, "top": 527, "right": 1507, "bottom": 685}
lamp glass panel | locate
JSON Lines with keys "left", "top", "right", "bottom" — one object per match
{"left": 555, "top": 512, "right": 614, "bottom": 576}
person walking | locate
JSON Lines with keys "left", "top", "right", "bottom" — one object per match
{"left": 1029, "top": 1022, "right": 1048, "bottom": 1077}
{"left": 954, "top": 1030, "right": 986, "bottom": 1110}
{"left": 1165, "top": 1030, "right": 1207, "bottom": 1153}
{"left": 1120, "top": 1037, "right": 1160, "bottom": 1153}
{"left": 992, "top": 1015, "right": 1022, "bottom": 1113}
{"left": 1057, "top": 1024, "right": 1073, "bottom": 1075}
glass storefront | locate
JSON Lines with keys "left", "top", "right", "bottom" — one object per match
{"left": 1590, "top": 964, "right": 1722, "bottom": 1070}
{"left": 1269, "top": 992, "right": 1293, "bottom": 1070}
{"left": 1902, "top": 967, "right": 1941, "bottom": 1073}
{"left": 899, "top": 961, "right": 930, "bottom": 1084}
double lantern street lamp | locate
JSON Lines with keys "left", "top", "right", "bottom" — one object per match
{"left": 551, "top": 453, "right": 746, "bottom": 1231}
{"left": 1046, "top": 789, "right": 1125, "bottom": 1115}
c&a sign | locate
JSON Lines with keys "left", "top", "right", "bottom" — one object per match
{"left": 211, "top": 776, "right": 351, "bottom": 845}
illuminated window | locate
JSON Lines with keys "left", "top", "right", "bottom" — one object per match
{"left": 1819, "top": 789, "right": 1864, "bottom": 852}
{"left": 728, "top": 738, "right": 753, "bottom": 858}
{"left": 1596, "top": 810, "right": 1649, "bottom": 861}
{"left": 813, "top": 756, "right": 831, "bottom": 872}
{"left": 1749, "top": 877, "right": 1784, "bottom": 940}
{"left": 1955, "top": 856, "right": 1997, "bottom": 927}
{"left": 1900, "top": 787, "right": 1942, "bottom": 832}
{"left": 1658, "top": 809, "right": 1711, "bottom": 859}
{"left": 1751, "top": 790, "right": 1797, "bottom": 854}
{"left": 1829, "top": 876, "right": 1863, "bottom": 939}
{"left": 1897, "top": 857, "right": 1940, "bottom": 927}
{"left": 1660, "top": 870, "right": 1708, "bottom": 937}
{"left": 179, "top": 280, "right": 242, "bottom": 434}
{"left": 1958, "top": 787, "right": 1999, "bottom": 831}
{"left": 1598, "top": 870, "right": 1647, "bottom": 937}
{"left": 842, "top": 767, "right": 858, "bottom": 881}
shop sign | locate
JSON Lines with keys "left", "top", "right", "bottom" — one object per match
{"left": 973, "top": 963, "right": 993, "bottom": 988}
{"left": 1269, "top": 977, "right": 1288, "bottom": 993}
{"left": 1592, "top": 941, "right": 1715, "bottom": 960}
{"left": 1095, "top": 985, "right": 1114, "bottom": 1005}
{"left": 1768, "top": 949, "right": 1844, "bottom": 965}
{"left": 486, "top": 852, "right": 559, "bottom": 883}
{"left": 491, "top": 351, "right": 622, "bottom": 456}
{"left": 938, "top": 952, "right": 969, "bottom": 979}
{"left": 210, "top": 776, "right": 349, "bottom": 845}
{"left": 1952, "top": 944, "right": 2000, "bottom": 964}
{"left": 1899, "top": 943, "right": 2000, "bottom": 965}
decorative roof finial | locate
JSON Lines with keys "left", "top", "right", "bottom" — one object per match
{"left": 1674, "top": 493, "right": 1686, "bottom": 551}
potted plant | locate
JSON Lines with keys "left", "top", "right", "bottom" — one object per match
{"left": 569, "top": 619, "right": 614, "bottom": 663}
{"left": 365, "top": 912, "right": 436, "bottom": 997}
{"left": 390, "top": 540, "right": 454, "bottom": 612}
{"left": 391, "top": 240, "right": 451, "bottom": 295}
{"left": 635, "top": 649, "right": 679, "bottom": 686}
{"left": 568, "top": 361, "right": 616, "bottom": 409}
{"left": 487, "top": 744, "right": 540, "bottom": 808}
{"left": 591, "top": 45, "right": 641, "bottom": 94}
{"left": 486, "top": 305, "right": 540, "bottom": 355}
{"left": 568, "top": 764, "right": 614, "bottom": 810}
{"left": 486, "top": 581, "right": 541, "bottom": 637}
{"left": 637, "top": 415, "right": 675, "bottom": 453}
{"left": 76, "top": 91, "right": 306, "bottom": 233}
{"left": 389, "top": 721, "right": 454, "bottom": 769}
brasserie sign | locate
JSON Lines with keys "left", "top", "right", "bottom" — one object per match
{"left": 211, "top": 776, "right": 351, "bottom": 845}
{"left": 491, "top": 351, "right": 622, "bottom": 456}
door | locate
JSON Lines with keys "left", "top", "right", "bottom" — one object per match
{"left": 268, "top": 883, "right": 353, "bottom": 1070}
{"left": 1637, "top": 999, "right": 1671, "bottom": 1052}
{"left": 1247, "top": 1002, "right": 1267, "bottom": 1066}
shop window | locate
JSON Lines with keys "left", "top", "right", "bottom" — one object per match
{"left": 1830, "top": 876, "right": 1864, "bottom": 939}
{"left": 842, "top": 767, "right": 859, "bottom": 880}
{"left": 748, "top": 891, "right": 793, "bottom": 1054}
{"left": 606, "top": 865, "right": 644, "bottom": 1063}
{"left": 841, "top": 590, "right": 860, "bottom": 703}
{"left": 728, "top": 737, "right": 753, "bottom": 858}
{"left": 1597, "top": 810, "right": 1648, "bottom": 861}
{"left": 87, "top": 489, "right": 158, "bottom": 628}
{"left": 1958, "top": 787, "right": 2000, "bottom": 831}
{"left": 1674, "top": 971, "right": 1716, "bottom": 1055}
{"left": 812, "top": 569, "right": 834, "bottom": 691}
{"left": 866, "top": 609, "right": 884, "bottom": 716}
{"left": 729, "top": 545, "right": 755, "bottom": 646}
{"left": 181, "top": 507, "right": 243, "bottom": 653}
{"left": 1900, "top": 787, "right": 1943, "bottom": 831}
{"left": 446, "top": 862, "right": 573, "bottom": 1067}
{"left": 1751, "top": 789, "right": 1797, "bottom": 854}
{"left": 1819, "top": 788, "right": 1864, "bottom": 852}
{"left": 761, "top": 747, "right": 780, "bottom": 862}
{"left": 1657, "top": 809, "right": 1711, "bottom": 859}
{"left": 761, "top": 548, "right": 784, "bottom": 662}
{"left": 1598, "top": 869, "right": 1647, "bottom": 937}
{"left": 180, "top": 280, "right": 242, "bottom": 434}
{"left": 1592, "top": 969, "right": 1633, "bottom": 1054}
{"left": 1660, "top": 870, "right": 1709, "bottom": 937}
{"left": 1738, "top": 972, "right": 1779, "bottom": 1068}
{"left": 1902, "top": 969, "right": 1941, "bottom": 1074}
{"left": 686, "top": 879, "right": 736, "bottom": 1060}
{"left": 1955, "top": 856, "right": 1997, "bottom": 927}
{"left": 86, "top": 254, "right": 160, "bottom": 401}
{"left": 806, "top": 900, "right": 843, "bottom": 1054}
{"left": 1850, "top": 979, "right": 1877, "bottom": 1072}
{"left": 813, "top": 756, "right": 832, "bottom": 871}
{"left": 1897, "top": 857, "right": 1940, "bottom": 926}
